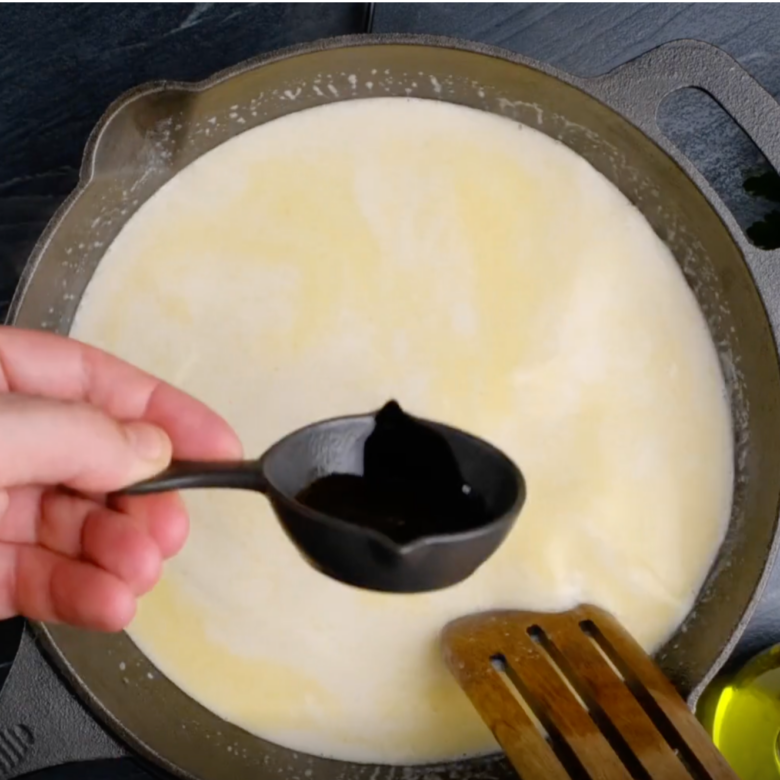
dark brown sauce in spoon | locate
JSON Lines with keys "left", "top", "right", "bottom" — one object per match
{"left": 295, "top": 401, "right": 489, "bottom": 545}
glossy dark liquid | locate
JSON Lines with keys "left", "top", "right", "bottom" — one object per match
{"left": 295, "top": 401, "right": 489, "bottom": 545}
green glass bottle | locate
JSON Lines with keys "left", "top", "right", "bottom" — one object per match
{"left": 699, "top": 645, "right": 780, "bottom": 780}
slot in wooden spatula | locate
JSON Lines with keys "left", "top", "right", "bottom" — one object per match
{"left": 441, "top": 606, "right": 738, "bottom": 780}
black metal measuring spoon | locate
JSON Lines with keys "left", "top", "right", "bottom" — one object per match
{"left": 119, "top": 401, "right": 526, "bottom": 593}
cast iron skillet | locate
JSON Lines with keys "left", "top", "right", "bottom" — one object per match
{"left": 3, "top": 34, "right": 780, "bottom": 780}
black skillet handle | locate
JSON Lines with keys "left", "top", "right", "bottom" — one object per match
{"left": 119, "top": 459, "right": 266, "bottom": 497}
{"left": 0, "top": 624, "right": 126, "bottom": 778}
{"left": 586, "top": 39, "right": 780, "bottom": 337}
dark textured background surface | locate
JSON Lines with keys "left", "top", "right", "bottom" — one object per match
{"left": 0, "top": 3, "right": 778, "bottom": 778}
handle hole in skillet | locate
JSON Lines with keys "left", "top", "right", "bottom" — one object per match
{"left": 658, "top": 87, "right": 780, "bottom": 250}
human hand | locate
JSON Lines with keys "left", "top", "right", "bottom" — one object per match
{"left": 0, "top": 326, "right": 242, "bottom": 631}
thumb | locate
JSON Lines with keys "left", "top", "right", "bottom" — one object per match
{"left": 0, "top": 393, "right": 172, "bottom": 492}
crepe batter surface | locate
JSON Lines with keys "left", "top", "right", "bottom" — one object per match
{"left": 72, "top": 98, "right": 732, "bottom": 765}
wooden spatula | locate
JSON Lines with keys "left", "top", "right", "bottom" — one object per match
{"left": 441, "top": 605, "right": 738, "bottom": 779}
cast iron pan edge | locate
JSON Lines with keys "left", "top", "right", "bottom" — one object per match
{"left": 586, "top": 39, "right": 780, "bottom": 708}
{"left": 2, "top": 34, "right": 780, "bottom": 780}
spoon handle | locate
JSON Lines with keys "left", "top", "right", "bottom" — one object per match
{"left": 118, "top": 460, "right": 266, "bottom": 496}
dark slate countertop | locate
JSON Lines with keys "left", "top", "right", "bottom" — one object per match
{"left": 0, "top": 0, "right": 779, "bottom": 703}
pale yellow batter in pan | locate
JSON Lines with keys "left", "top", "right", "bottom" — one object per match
{"left": 72, "top": 97, "right": 733, "bottom": 765}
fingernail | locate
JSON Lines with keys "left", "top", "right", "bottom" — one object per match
{"left": 124, "top": 422, "right": 172, "bottom": 464}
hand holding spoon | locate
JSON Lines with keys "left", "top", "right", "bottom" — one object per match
{"left": 119, "top": 401, "right": 525, "bottom": 593}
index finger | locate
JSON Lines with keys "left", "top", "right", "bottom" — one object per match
{"left": 0, "top": 327, "right": 242, "bottom": 460}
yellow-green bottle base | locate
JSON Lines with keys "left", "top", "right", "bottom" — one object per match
{"left": 699, "top": 645, "right": 780, "bottom": 780}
